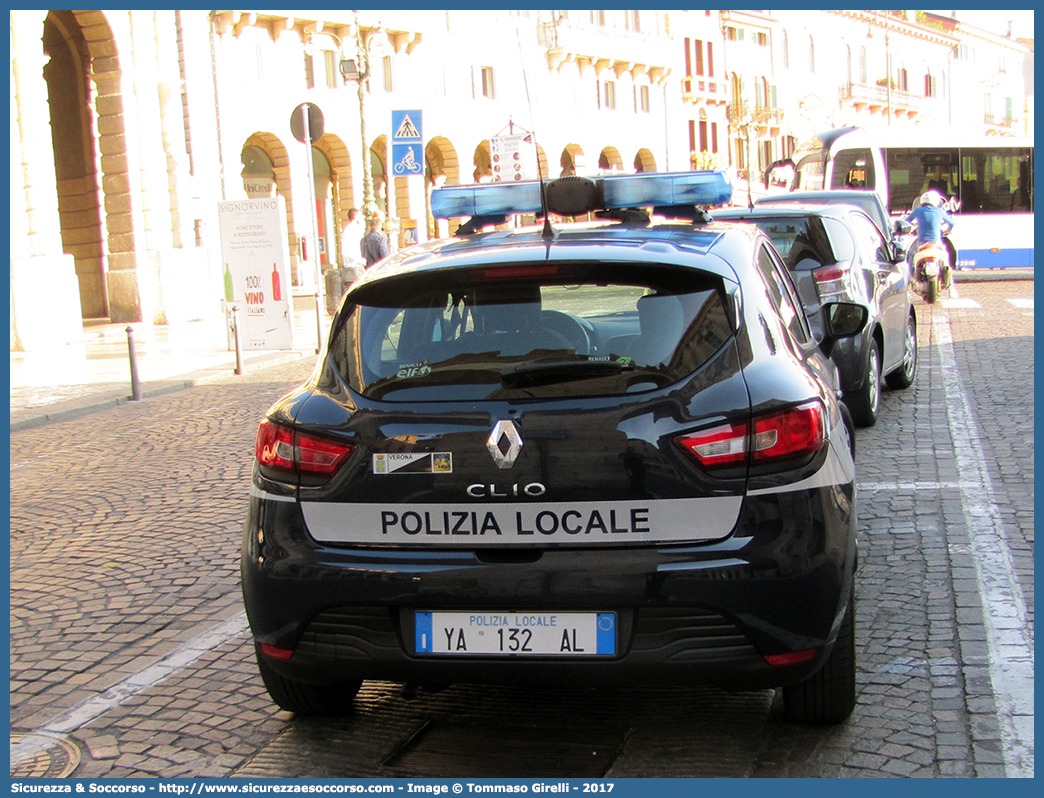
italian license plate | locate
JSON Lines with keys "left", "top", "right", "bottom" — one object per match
{"left": 415, "top": 611, "right": 616, "bottom": 656}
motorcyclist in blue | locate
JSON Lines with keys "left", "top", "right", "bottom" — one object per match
{"left": 905, "top": 190, "right": 954, "bottom": 254}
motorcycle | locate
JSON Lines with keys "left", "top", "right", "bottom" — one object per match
{"left": 910, "top": 240, "right": 951, "bottom": 304}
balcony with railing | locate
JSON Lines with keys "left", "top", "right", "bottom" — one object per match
{"left": 681, "top": 74, "right": 728, "bottom": 106}
{"left": 538, "top": 18, "right": 671, "bottom": 81}
{"left": 839, "top": 81, "right": 925, "bottom": 119}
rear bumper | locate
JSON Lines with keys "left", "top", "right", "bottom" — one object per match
{"left": 241, "top": 483, "right": 857, "bottom": 691}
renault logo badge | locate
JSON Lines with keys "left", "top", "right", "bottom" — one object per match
{"left": 487, "top": 420, "right": 523, "bottom": 469}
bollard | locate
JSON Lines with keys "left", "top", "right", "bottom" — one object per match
{"left": 126, "top": 326, "right": 142, "bottom": 401}
{"left": 231, "top": 305, "right": 244, "bottom": 376}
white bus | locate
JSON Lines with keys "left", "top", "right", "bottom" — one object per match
{"left": 768, "top": 127, "right": 1034, "bottom": 270}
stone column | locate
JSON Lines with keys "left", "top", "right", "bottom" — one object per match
{"left": 9, "top": 9, "right": 84, "bottom": 350}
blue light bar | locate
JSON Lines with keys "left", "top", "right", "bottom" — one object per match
{"left": 430, "top": 181, "right": 543, "bottom": 219}
{"left": 429, "top": 170, "right": 733, "bottom": 221}
{"left": 602, "top": 170, "right": 733, "bottom": 209}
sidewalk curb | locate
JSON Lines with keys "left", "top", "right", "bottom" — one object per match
{"left": 10, "top": 350, "right": 314, "bottom": 433}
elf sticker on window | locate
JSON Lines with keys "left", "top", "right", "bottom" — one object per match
{"left": 373, "top": 453, "right": 453, "bottom": 475}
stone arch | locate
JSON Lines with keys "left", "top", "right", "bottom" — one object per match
{"left": 474, "top": 140, "right": 492, "bottom": 182}
{"left": 598, "top": 146, "right": 623, "bottom": 173}
{"left": 312, "top": 134, "right": 354, "bottom": 265}
{"left": 633, "top": 148, "right": 657, "bottom": 173}
{"left": 370, "top": 134, "right": 389, "bottom": 217}
{"left": 560, "top": 143, "right": 586, "bottom": 177}
{"left": 242, "top": 132, "right": 301, "bottom": 283}
{"left": 534, "top": 143, "right": 548, "bottom": 180}
{"left": 44, "top": 10, "right": 107, "bottom": 319}
{"left": 425, "top": 136, "right": 460, "bottom": 238}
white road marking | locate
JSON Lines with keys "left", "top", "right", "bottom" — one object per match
{"left": 10, "top": 613, "right": 250, "bottom": 768}
{"left": 933, "top": 313, "right": 1034, "bottom": 778}
{"left": 1007, "top": 298, "right": 1033, "bottom": 310}
{"left": 939, "top": 297, "right": 981, "bottom": 309}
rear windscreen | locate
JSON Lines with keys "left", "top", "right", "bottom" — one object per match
{"left": 329, "top": 266, "right": 734, "bottom": 401}
{"left": 742, "top": 217, "right": 847, "bottom": 271}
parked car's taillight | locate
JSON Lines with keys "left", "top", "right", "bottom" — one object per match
{"left": 675, "top": 401, "right": 825, "bottom": 470}
{"left": 255, "top": 419, "right": 354, "bottom": 478}
{"left": 674, "top": 422, "right": 748, "bottom": 468}
{"left": 812, "top": 264, "right": 848, "bottom": 300}
{"left": 752, "top": 402, "right": 824, "bottom": 462}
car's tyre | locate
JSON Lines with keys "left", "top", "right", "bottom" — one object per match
{"left": 781, "top": 588, "right": 856, "bottom": 724}
{"left": 255, "top": 646, "right": 362, "bottom": 716}
{"left": 884, "top": 312, "right": 918, "bottom": 390}
{"left": 844, "top": 338, "right": 881, "bottom": 427}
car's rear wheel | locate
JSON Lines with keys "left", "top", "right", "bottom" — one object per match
{"left": 781, "top": 588, "right": 856, "bottom": 723}
{"left": 885, "top": 313, "right": 917, "bottom": 390}
{"left": 255, "top": 646, "right": 362, "bottom": 716}
{"left": 845, "top": 338, "right": 881, "bottom": 427}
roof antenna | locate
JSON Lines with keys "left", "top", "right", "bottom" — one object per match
{"left": 513, "top": 20, "right": 554, "bottom": 241}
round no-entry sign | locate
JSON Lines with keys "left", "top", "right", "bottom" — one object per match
{"left": 290, "top": 103, "right": 324, "bottom": 144}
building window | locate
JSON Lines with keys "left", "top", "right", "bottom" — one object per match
{"left": 382, "top": 55, "right": 394, "bottom": 92}
{"left": 304, "top": 52, "right": 315, "bottom": 89}
{"left": 638, "top": 85, "right": 650, "bottom": 113}
{"left": 808, "top": 36, "right": 815, "bottom": 73}
{"left": 756, "top": 31, "right": 768, "bottom": 47}
{"left": 481, "top": 66, "right": 495, "bottom": 99}
{"left": 590, "top": 10, "right": 605, "bottom": 26}
{"left": 924, "top": 70, "right": 936, "bottom": 97}
{"left": 782, "top": 30, "right": 789, "bottom": 68}
{"left": 707, "top": 41, "right": 714, "bottom": 77}
{"left": 684, "top": 38, "right": 692, "bottom": 76}
{"left": 711, "top": 122, "right": 718, "bottom": 153}
{"left": 859, "top": 46, "right": 867, "bottom": 84}
{"left": 898, "top": 67, "right": 908, "bottom": 93}
{"left": 625, "top": 11, "right": 640, "bottom": 32}
{"left": 694, "top": 39, "right": 704, "bottom": 76}
{"left": 603, "top": 80, "right": 616, "bottom": 110}
{"left": 323, "top": 51, "right": 338, "bottom": 88}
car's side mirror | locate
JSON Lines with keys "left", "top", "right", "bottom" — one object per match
{"left": 893, "top": 219, "right": 913, "bottom": 236}
{"left": 819, "top": 302, "right": 869, "bottom": 358}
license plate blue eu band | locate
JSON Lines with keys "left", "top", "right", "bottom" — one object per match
{"left": 415, "top": 612, "right": 616, "bottom": 656}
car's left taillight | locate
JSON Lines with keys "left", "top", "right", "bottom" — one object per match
{"left": 255, "top": 419, "right": 354, "bottom": 479}
{"left": 675, "top": 401, "right": 825, "bottom": 471}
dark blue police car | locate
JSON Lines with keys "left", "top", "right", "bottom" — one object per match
{"left": 242, "top": 171, "right": 867, "bottom": 723}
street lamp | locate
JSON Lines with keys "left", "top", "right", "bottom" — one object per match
{"left": 340, "top": 20, "right": 387, "bottom": 225}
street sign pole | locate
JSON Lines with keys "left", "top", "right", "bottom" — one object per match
{"left": 294, "top": 103, "right": 326, "bottom": 353}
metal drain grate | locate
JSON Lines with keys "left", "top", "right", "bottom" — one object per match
{"left": 10, "top": 733, "right": 81, "bottom": 778}
{"left": 383, "top": 719, "right": 627, "bottom": 778}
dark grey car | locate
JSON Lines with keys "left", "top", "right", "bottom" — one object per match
{"left": 715, "top": 205, "right": 917, "bottom": 426}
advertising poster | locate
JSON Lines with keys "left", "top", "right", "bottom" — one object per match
{"left": 217, "top": 196, "right": 294, "bottom": 351}
{"left": 491, "top": 133, "right": 538, "bottom": 182}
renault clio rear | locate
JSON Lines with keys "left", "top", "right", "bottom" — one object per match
{"left": 242, "top": 171, "right": 865, "bottom": 723}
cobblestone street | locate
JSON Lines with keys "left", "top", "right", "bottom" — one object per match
{"left": 9, "top": 279, "right": 1033, "bottom": 778}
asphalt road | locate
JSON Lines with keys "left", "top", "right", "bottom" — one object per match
{"left": 9, "top": 278, "right": 1033, "bottom": 779}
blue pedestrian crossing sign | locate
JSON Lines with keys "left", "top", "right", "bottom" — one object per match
{"left": 392, "top": 110, "right": 422, "bottom": 142}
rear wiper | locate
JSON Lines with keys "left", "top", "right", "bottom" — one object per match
{"left": 500, "top": 358, "right": 634, "bottom": 388}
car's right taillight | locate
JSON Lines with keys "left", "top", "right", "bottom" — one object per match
{"left": 675, "top": 401, "right": 825, "bottom": 471}
{"left": 812, "top": 263, "right": 848, "bottom": 300}
{"left": 255, "top": 419, "right": 354, "bottom": 479}
{"left": 752, "top": 401, "right": 825, "bottom": 463}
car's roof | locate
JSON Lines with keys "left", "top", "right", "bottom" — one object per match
{"left": 758, "top": 189, "right": 881, "bottom": 203}
{"left": 714, "top": 204, "right": 864, "bottom": 222}
{"left": 352, "top": 219, "right": 764, "bottom": 288}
